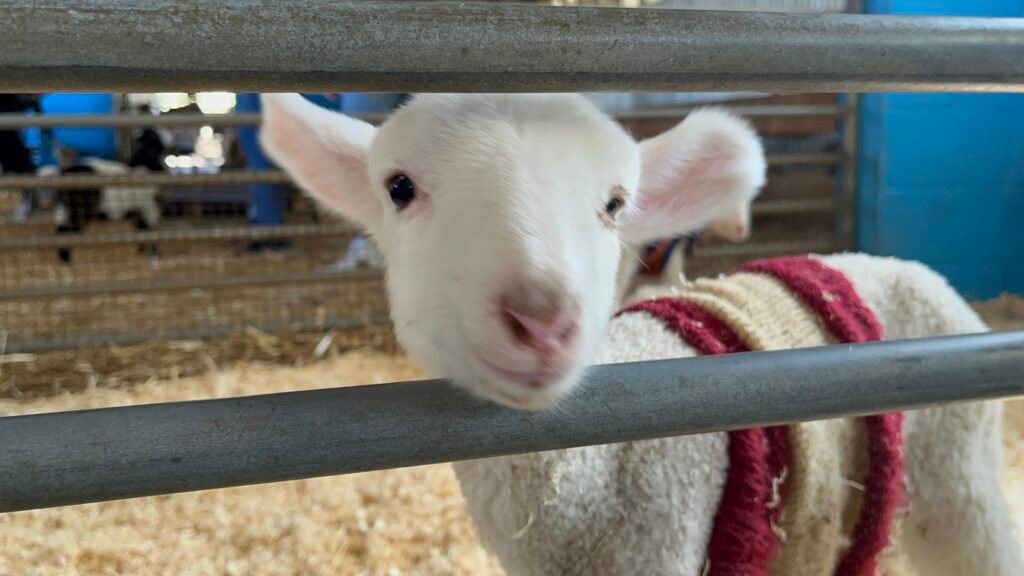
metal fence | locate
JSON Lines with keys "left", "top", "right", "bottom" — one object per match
{"left": 0, "top": 98, "right": 850, "bottom": 354}
{"left": 4, "top": 2, "right": 1023, "bottom": 92}
{"left": 2, "top": 330, "right": 1023, "bottom": 512}
{"left": 0, "top": 0, "right": 1022, "bottom": 512}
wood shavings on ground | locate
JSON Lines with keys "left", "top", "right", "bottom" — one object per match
{"left": 973, "top": 293, "right": 1024, "bottom": 330}
{"left": 0, "top": 325, "right": 396, "bottom": 399}
{"left": 0, "top": 297, "right": 1021, "bottom": 575}
{"left": 0, "top": 351, "right": 503, "bottom": 576}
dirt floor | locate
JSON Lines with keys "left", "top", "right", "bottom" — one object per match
{"left": 0, "top": 297, "right": 1020, "bottom": 575}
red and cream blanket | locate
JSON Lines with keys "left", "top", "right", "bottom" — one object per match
{"left": 619, "top": 255, "right": 905, "bottom": 576}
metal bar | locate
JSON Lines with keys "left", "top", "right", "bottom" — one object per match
{"left": 0, "top": 113, "right": 262, "bottom": 130}
{"left": 0, "top": 154, "right": 841, "bottom": 190}
{"left": 0, "top": 223, "right": 357, "bottom": 250}
{"left": 693, "top": 239, "right": 835, "bottom": 259}
{"left": 0, "top": 170, "right": 292, "bottom": 189}
{"left": 614, "top": 104, "right": 849, "bottom": 120}
{"left": 835, "top": 0, "right": 864, "bottom": 251}
{"left": 836, "top": 94, "right": 860, "bottom": 250}
{"left": 1, "top": 330, "right": 1021, "bottom": 512}
{"left": 0, "top": 269, "right": 383, "bottom": 302}
{"left": 0, "top": 202, "right": 822, "bottom": 253}
{"left": 767, "top": 152, "right": 845, "bottom": 167}
{"left": 0, "top": 105, "right": 848, "bottom": 130}
{"left": 2, "top": 2, "right": 1023, "bottom": 92}
{"left": 1, "top": 313, "right": 393, "bottom": 355}
{"left": 752, "top": 198, "right": 835, "bottom": 216}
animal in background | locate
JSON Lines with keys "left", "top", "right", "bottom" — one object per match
{"left": 616, "top": 194, "right": 758, "bottom": 306}
{"left": 52, "top": 128, "right": 166, "bottom": 263}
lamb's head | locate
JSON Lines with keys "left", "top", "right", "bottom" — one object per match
{"left": 261, "top": 94, "right": 765, "bottom": 410}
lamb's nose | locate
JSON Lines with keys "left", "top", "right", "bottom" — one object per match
{"left": 501, "top": 304, "right": 578, "bottom": 352}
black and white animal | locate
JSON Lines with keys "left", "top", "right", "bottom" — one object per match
{"left": 52, "top": 129, "right": 166, "bottom": 263}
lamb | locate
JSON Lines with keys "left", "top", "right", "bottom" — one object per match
{"left": 51, "top": 131, "right": 165, "bottom": 263}
{"left": 616, "top": 133, "right": 760, "bottom": 306}
{"left": 615, "top": 194, "right": 757, "bottom": 306}
{"left": 260, "top": 93, "right": 1022, "bottom": 576}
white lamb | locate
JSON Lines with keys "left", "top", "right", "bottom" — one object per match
{"left": 260, "top": 93, "right": 1022, "bottom": 576}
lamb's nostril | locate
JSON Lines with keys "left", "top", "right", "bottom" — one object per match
{"left": 501, "top": 306, "right": 578, "bottom": 352}
{"left": 502, "top": 309, "right": 531, "bottom": 344}
{"left": 559, "top": 321, "right": 577, "bottom": 344}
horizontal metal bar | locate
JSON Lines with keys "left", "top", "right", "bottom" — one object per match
{"left": 693, "top": 239, "right": 835, "bottom": 259}
{"left": 1, "top": 313, "right": 393, "bottom": 355}
{"left": 0, "top": 154, "right": 838, "bottom": 190}
{"left": 0, "top": 206, "right": 826, "bottom": 252}
{"left": 615, "top": 104, "right": 849, "bottom": 120}
{"left": 0, "top": 112, "right": 267, "bottom": 130}
{"left": 0, "top": 105, "right": 848, "bottom": 130}
{"left": 0, "top": 223, "right": 357, "bottom": 250}
{"left": 0, "top": 170, "right": 292, "bottom": 189}
{"left": 1, "top": 330, "right": 1021, "bottom": 512}
{"left": 752, "top": 198, "right": 835, "bottom": 216}
{"left": 767, "top": 152, "right": 845, "bottom": 167}
{"left": 0, "top": 269, "right": 383, "bottom": 302}
{"left": 0, "top": 202, "right": 827, "bottom": 258}
{"left": 2, "top": 2, "right": 1023, "bottom": 92}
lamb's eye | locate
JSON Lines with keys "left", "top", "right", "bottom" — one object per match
{"left": 604, "top": 195, "right": 625, "bottom": 218}
{"left": 387, "top": 174, "right": 416, "bottom": 211}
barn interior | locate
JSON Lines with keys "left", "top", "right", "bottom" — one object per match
{"left": 0, "top": 1, "right": 1022, "bottom": 575}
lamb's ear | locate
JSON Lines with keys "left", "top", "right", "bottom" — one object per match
{"left": 259, "top": 93, "right": 381, "bottom": 231}
{"left": 619, "top": 108, "right": 765, "bottom": 245}
{"left": 707, "top": 201, "right": 752, "bottom": 243}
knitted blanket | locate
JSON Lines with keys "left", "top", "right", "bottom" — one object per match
{"left": 619, "top": 255, "right": 905, "bottom": 576}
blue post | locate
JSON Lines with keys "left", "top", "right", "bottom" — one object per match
{"left": 857, "top": 1, "right": 1024, "bottom": 299}
{"left": 235, "top": 92, "right": 292, "bottom": 228}
{"left": 234, "top": 93, "right": 407, "bottom": 253}
{"left": 40, "top": 93, "right": 118, "bottom": 160}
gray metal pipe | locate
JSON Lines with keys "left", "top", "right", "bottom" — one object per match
{"left": 0, "top": 105, "right": 848, "bottom": 130}
{"left": 752, "top": 198, "right": 835, "bottom": 216}
{"left": 0, "top": 242, "right": 829, "bottom": 302}
{"left": 0, "top": 153, "right": 837, "bottom": 190}
{"left": 0, "top": 269, "right": 384, "bottom": 302}
{"left": 692, "top": 239, "right": 835, "bottom": 258}
{"left": 1, "top": 2, "right": 1022, "bottom": 92}
{"left": 1, "top": 330, "right": 1021, "bottom": 512}
{"left": 0, "top": 223, "right": 357, "bottom": 250}
{"left": 0, "top": 202, "right": 828, "bottom": 251}
{"left": 0, "top": 113, "right": 267, "bottom": 129}
{"left": 0, "top": 170, "right": 292, "bottom": 189}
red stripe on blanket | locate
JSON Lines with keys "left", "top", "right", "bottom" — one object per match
{"left": 735, "top": 256, "right": 904, "bottom": 576}
{"left": 620, "top": 255, "right": 904, "bottom": 576}
{"left": 621, "top": 299, "right": 789, "bottom": 576}
{"left": 735, "top": 256, "right": 885, "bottom": 345}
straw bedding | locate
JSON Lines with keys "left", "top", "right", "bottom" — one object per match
{"left": 0, "top": 352, "right": 503, "bottom": 576}
{"left": 0, "top": 298, "right": 1021, "bottom": 575}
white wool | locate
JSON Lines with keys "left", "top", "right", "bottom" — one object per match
{"left": 457, "top": 255, "right": 1023, "bottom": 575}
{"left": 260, "top": 94, "right": 1020, "bottom": 575}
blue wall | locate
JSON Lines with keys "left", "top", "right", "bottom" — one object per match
{"left": 858, "top": 1, "right": 1024, "bottom": 299}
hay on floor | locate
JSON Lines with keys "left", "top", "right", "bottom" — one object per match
{"left": 0, "top": 352, "right": 503, "bottom": 576}
{"left": 1, "top": 295, "right": 1022, "bottom": 575}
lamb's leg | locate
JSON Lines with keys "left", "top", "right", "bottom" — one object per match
{"left": 898, "top": 402, "right": 1021, "bottom": 576}
{"left": 824, "top": 254, "right": 1023, "bottom": 575}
